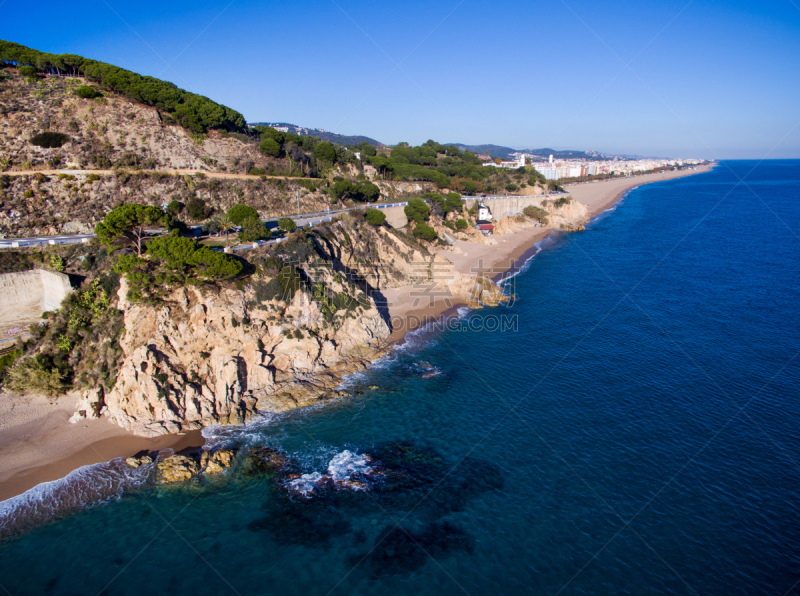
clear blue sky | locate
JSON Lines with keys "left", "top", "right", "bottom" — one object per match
{"left": 3, "top": 0, "right": 799, "bottom": 158}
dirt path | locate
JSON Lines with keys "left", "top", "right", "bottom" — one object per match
{"left": 1, "top": 169, "right": 312, "bottom": 181}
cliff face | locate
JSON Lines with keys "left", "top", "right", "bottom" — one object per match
{"left": 104, "top": 278, "right": 389, "bottom": 437}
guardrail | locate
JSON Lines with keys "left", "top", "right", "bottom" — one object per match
{"left": 0, "top": 200, "right": 413, "bottom": 249}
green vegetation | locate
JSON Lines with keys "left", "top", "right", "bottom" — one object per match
{"left": 455, "top": 218, "right": 468, "bottom": 230}
{"left": 0, "top": 350, "right": 21, "bottom": 385}
{"left": 523, "top": 205, "right": 549, "bottom": 225}
{"left": 259, "top": 138, "right": 281, "bottom": 158}
{"left": 226, "top": 204, "right": 259, "bottom": 226}
{"left": 166, "top": 200, "right": 184, "bottom": 217}
{"left": 238, "top": 216, "right": 271, "bottom": 242}
{"left": 186, "top": 196, "right": 212, "bottom": 220}
{"left": 29, "top": 132, "right": 70, "bottom": 148}
{"left": 49, "top": 255, "right": 65, "bottom": 272}
{"left": 424, "top": 192, "right": 463, "bottom": 215}
{"left": 404, "top": 198, "right": 430, "bottom": 224}
{"left": 0, "top": 40, "right": 246, "bottom": 133}
{"left": 362, "top": 140, "right": 497, "bottom": 192}
{"left": 114, "top": 235, "right": 243, "bottom": 302}
{"left": 8, "top": 271, "right": 124, "bottom": 395}
{"left": 6, "top": 355, "right": 68, "bottom": 396}
{"left": 75, "top": 84, "right": 98, "bottom": 98}
{"left": 412, "top": 223, "right": 438, "bottom": 241}
{"left": 329, "top": 179, "right": 380, "bottom": 202}
{"left": 278, "top": 217, "right": 297, "bottom": 233}
{"left": 95, "top": 203, "right": 168, "bottom": 256}
{"left": 365, "top": 208, "right": 386, "bottom": 226}
{"left": 18, "top": 65, "right": 38, "bottom": 80}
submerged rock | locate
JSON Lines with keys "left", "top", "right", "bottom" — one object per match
{"left": 156, "top": 454, "right": 200, "bottom": 484}
{"left": 241, "top": 446, "right": 289, "bottom": 476}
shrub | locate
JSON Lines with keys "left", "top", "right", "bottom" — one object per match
{"left": 404, "top": 198, "right": 430, "bottom": 224}
{"left": 0, "top": 350, "right": 21, "bottom": 384}
{"left": 227, "top": 204, "right": 259, "bottom": 226}
{"left": 278, "top": 217, "right": 296, "bottom": 232}
{"left": 523, "top": 205, "right": 549, "bottom": 224}
{"left": 259, "top": 138, "right": 281, "bottom": 158}
{"left": 248, "top": 167, "right": 266, "bottom": 176}
{"left": 313, "top": 142, "right": 337, "bottom": 164}
{"left": 253, "top": 277, "right": 284, "bottom": 302}
{"left": 49, "top": 255, "right": 65, "bottom": 272}
{"left": 505, "top": 183, "right": 518, "bottom": 192}
{"left": 277, "top": 266, "right": 301, "bottom": 299}
{"left": 18, "top": 65, "right": 38, "bottom": 79}
{"left": 166, "top": 200, "right": 184, "bottom": 216}
{"left": 7, "top": 355, "right": 68, "bottom": 396}
{"left": 461, "top": 180, "right": 479, "bottom": 194}
{"left": 75, "top": 85, "right": 98, "bottom": 99}
{"left": 23, "top": 189, "right": 34, "bottom": 198}
{"left": 238, "top": 216, "right": 271, "bottom": 242}
{"left": 365, "top": 208, "right": 386, "bottom": 226}
{"left": 359, "top": 181, "right": 380, "bottom": 202}
{"left": 186, "top": 196, "right": 211, "bottom": 220}
{"left": 455, "top": 218, "right": 468, "bottom": 230}
{"left": 413, "top": 223, "right": 438, "bottom": 241}
{"left": 29, "top": 132, "right": 70, "bottom": 148}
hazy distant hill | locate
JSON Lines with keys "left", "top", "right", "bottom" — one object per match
{"left": 447, "top": 143, "right": 621, "bottom": 161}
{"left": 249, "top": 122, "right": 383, "bottom": 147}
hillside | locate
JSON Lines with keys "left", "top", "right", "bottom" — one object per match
{"left": 447, "top": 143, "right": 620, "bottom": 161}
{"left": 250, "top": 122, "right": 383, "bottom": 147}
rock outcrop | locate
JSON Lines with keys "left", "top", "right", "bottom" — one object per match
{"left": 103, "top": 277, "right": 390, "bottom": 437}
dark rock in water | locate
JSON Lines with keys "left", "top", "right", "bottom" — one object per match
{"left": 364, "top": 442, "right": 504, "bottom": 517}
{"left": 352, "top": 521, "right": 474, "bottom": 577}
{"left": 241, "top": 446, "right": 290, "bottom": 476}
{"left": 248, "top": 488, "right": 352, "bottom": 547}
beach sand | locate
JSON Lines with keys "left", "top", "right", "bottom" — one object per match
{"left": 0, "top": 164, "right": 714, "bottom": 501}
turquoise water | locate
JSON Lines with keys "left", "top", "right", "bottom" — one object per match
{"left": 1, "top": 161, "right": 799, "bottom": 595}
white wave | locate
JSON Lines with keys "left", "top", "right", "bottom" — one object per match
{"left": 327, "top": 450, "right": 372, "bottom": 484}
{"left": 286, "top": 472, "right": 324, "bottom": 496}
{"left": 201, "top": 411, "right": 281, "bottom": 448}
{"left": 285, "top": 449, "right": 373, "bottom": 496}
{"left": 393, "top": 306, "right": 471, "bottom": 353}
{"left": 0, "top": 458, "right": 153, "bottom": 540}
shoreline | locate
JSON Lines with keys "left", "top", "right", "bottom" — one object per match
{"left": 0, "top": 164, "right": 714, "bottom": 503}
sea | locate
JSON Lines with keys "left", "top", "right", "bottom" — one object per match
{"left": 0, "top": 160, "right": 798, "bottom": 595}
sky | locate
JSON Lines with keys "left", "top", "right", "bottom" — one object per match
{"left": 2, "top": 0, "right": 799, "bottom": 159}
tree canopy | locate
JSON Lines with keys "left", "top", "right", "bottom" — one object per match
{"left": 404, "top": 198, "right": 430, "bottom": 224}
{"left": 0, "top": 40, "right": 246, "bottom": 133}
{"left": 227, "top": 204, "right": 260, "bottom": 226}
{"left": 95, "top": 203, "right": 168, "bottom": 256}
{"left": 365, "top": 208, "right": 386, "bottom": 226}
{"left": 278, "top": 217, "right": 297, "bottom": 232}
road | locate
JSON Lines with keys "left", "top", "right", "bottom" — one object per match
{"left": 1, "top": 168, "right": 313, "bottom": 181}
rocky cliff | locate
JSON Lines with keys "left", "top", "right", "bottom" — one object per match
{"left": 103, "top": 276, "right": 389, "bottom": 437}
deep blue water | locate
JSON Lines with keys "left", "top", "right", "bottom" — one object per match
{"left": 1, "top": 160, "right": 799, "bottom": 595}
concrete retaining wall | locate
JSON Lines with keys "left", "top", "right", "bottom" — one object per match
{"left": 0, "top": 269, "right": 73, "bottom": 312}
{"left": 463, "top": 196, "right": 550, "bottom": 218}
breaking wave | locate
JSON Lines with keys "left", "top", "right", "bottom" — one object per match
{"left": 0, "top": 458, "right": 155, "bottom": 541}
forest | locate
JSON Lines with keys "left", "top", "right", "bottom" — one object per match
{"left": 0, "top": 40, "right": 246, "bottom": 133}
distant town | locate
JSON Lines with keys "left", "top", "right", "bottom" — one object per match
{"left": 480, "top": 152, "right": 707, "bottom": 181}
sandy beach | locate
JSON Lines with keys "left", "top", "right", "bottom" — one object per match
{"left": 0, "top": 164, "right": 714, "bottom": 502}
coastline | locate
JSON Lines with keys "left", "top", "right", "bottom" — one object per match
{"left": 0, "top": 164, "right": 714, "bottom": 503}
